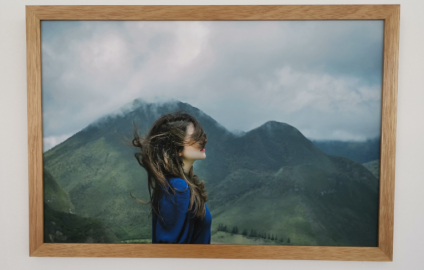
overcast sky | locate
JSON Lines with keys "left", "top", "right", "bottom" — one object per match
{"left": 41, "top": 20, "right": 384, "bottom": 152}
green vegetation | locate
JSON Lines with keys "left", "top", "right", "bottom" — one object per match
{"left": 311, "top": 138, "right": 381, "bottom": 164}
{"left": 211, "top": 231, "right": 291, "bottom": 245}
{"left": 44, "top": 202, "right": 119, "bottom": 243}
{"left": 43, "top": 99, "right": 379, "bottom": 246}
{"left": 43, "top": 167, "right": 75, "bottom": 213}
{"left": 120, "top": 239, "right": 152, "bottom": 244}
{"left": 216, "top": 222, "right": 286, "bottom": 245}
{"left": 362, "top": 159, "right": 380, "bottom": 179}
{"left": 43, "top": 167, "right": 119, "bottom": 243}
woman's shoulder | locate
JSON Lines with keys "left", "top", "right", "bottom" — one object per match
{"left": 168, "top": 177, "right": 189, "bottom": 191}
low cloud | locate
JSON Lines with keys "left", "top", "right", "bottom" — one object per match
{"left": 43, "top": 133, "right": 74, "bottom": 152}
{"left": 41, "top": 20, "right": 384, "bottom": 150}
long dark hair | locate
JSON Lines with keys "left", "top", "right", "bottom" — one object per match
{"left": 130, "top": 111, "right": 208, "bottom": 220}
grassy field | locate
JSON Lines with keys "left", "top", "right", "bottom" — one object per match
{"left": 120, "top": 239, "right": 152, "bottom": 243}
{"left": 119, "top": 231, "right": 292, "bottom": 245}
{"left": 211, "top": 231, "right": 291, "bottom": 245}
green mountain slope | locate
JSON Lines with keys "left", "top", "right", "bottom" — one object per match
{"left": 311, "top": 138, "right": 381, "bottom": 164}
{"left": 43, "top": 167, "right": 75, "bottom": 213}
{"left": 362, "top": 159, "right": 380, "bottom": 179}
{"left": 43, "top": 168, "right": 119, "bottom": 243}
{"left": 208, "top": 158, "right": 378, "bottom": 246}
{"left": 44, "top": 202, "right": 119, "bottom": 243}
{"left": 43, "top": 98, "right": 379, "bottom": 246}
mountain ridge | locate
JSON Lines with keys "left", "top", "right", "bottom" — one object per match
{"left": 43, "top": 98, "right": 379, "bottom": 246}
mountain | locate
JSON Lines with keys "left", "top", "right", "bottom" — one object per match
{"left": 44, "top": 202, "right": 119, "bottom": 243}
{"left": 43, "top": 98, "right": 379, "bottom": 246}
{"left": 43, "top": 167, "right": 75, "bottom": 214}
{"left": 43, "top": 98, "right": 234, "bottom": 240}
{"left": 310, "top": 138, "right": 381, "bottom": 164}
{"left": 207, "top": 123, "right": 379, "bottom": 246}
{"left": 43, "top": 167, "right": 119, "bottom": 243}
{"left": 362, "top": 159, "right": 380, "bottom": 179}
{"left": 224, "top": 121, "right": 337, "bottom": 172}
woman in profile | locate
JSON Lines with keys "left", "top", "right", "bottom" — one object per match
{"left": 131, "top": 111, "right": 212, "bottom": 244}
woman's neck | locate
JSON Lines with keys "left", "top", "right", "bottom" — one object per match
{"left": 182, "top": 159, "right": 194, "bottom": 174}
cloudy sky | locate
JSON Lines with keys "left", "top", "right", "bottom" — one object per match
{"left": 41, "top": 20, "right": 384, "bottom": 152}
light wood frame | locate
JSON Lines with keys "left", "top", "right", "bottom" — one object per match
{"left": 27, "top": 5, "right": 400, "bottom": 261}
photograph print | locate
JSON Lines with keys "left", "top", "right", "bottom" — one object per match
{"left": 41, "top": 19, "right": 383, "bottom": 246}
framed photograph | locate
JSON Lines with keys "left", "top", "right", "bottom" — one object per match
{"left": 27, "top": 5, "right": 400, "bottom": 261}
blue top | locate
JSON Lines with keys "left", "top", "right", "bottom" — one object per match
{"left": 152, "top": 177, "right": 212, "bottom": 244}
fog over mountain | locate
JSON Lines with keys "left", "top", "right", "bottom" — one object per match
{"left": 41, "top": 20, "right": 384, "bottom": 151}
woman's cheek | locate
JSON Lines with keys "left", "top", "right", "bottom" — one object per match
{"left": 184, "top": 146, "right": 197, "bottom": 159}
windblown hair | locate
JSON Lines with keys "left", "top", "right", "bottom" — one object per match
{"left": 130, "top": 111, "right": 208, "bottom": 220}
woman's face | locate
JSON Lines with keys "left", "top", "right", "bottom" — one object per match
{"left": 179, "top": 122, "right": 206, "bottom": 161}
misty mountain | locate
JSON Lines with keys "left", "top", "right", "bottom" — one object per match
{"left": 310, "top": 138, "right": 381, "bottom": 164}
{"left": 43, "top": 98, "right": 379, "bottom": 246}
{"left": 44, "top": 167, "right": 75, "bottom": 214}
{"left": 43, "top": 167, "right": 119, "bottom": 243}
{"left": 362, "top": 159, "right": 380, "bottom": 178}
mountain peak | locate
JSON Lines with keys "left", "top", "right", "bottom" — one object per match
{"left": 256, "top": 120, "right": 297, "bottom": 133}
{"left": 263, "top": 120, "right": 292, "bottom": 128}
{"left": 129, "top": 96, "right": 182, "bottom": 111}
{"left": 86, "top": 97, "right": 184, "bottom": 129}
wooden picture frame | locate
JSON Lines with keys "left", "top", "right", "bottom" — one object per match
{"left": 27, "top": 5, "right": 400, "bottom": 261}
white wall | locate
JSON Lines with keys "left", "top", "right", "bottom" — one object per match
{"left": 1, "top": 0, "right": 423, "bottom": 269}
